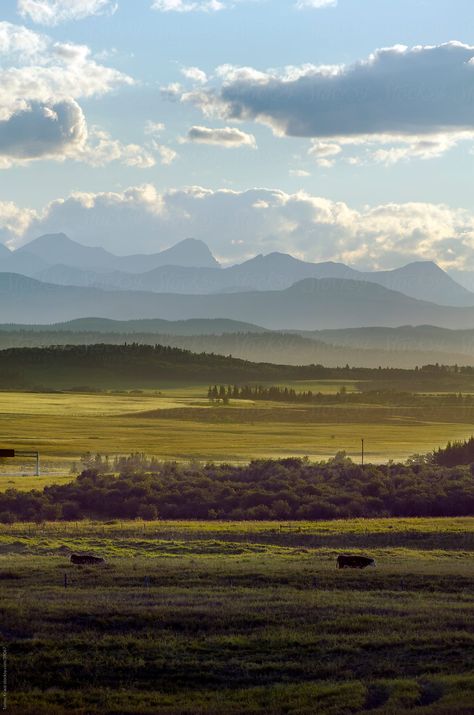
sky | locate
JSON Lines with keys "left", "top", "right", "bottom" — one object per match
{"left": 0, "top": 0, "right": 473, "bottom": 274}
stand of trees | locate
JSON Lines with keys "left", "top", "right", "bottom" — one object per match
{"left": 433, "top": 436, "right": 474, "bottom": 467}
{"left": 1, "top": 456, "right": 473, "bottom": 523}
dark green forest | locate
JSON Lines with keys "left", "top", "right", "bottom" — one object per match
{"left": 1, "top": 456, "right": 474, "bottom": 523}
{"left": 1, "top": 342, "right": 474, "bottom": 390}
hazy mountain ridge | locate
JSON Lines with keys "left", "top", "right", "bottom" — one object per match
{"left": 0, "top": 328, "right": 473, "bottom": 369}
{"left": 3, "top": 272, "right": 474, "bottom": 329}
{"left": 2, "top": 318, "right": 474, "bottom": 362}
{"left": 0, "top": 317, "right": 267, "bottom": 335}
{"left": 1, "top": 234, "right": 472, "bottom": 307}
{"left": 303, "top": 325, "right": 474, "bottom": 354}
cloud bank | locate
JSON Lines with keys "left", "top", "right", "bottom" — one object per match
{"left": 2, "top": 184, "right": 473, "bottom": 273}
{"left": 176, "top": 42, "right": 474, "bottom": 163}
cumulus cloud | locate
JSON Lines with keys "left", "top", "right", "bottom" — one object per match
{"left": 0, "top": 21, "right": 154, "bottom": 168}
{"left": 185, "top": 125, "right": 256, "bottom": 148}
{"left": 175, "top": 42, "right": 474, "bottom": 163}
{"left": 0, "top": 99, "right": 87, "bottom": 167}
{"left": 18, "top": 0, "right": 118, "bottom": 26}
{"left": 0, "top": 200, "right": 37, "bottom": 247}
{"left": 4, "top": 184, "right": 474, "bottom": 273}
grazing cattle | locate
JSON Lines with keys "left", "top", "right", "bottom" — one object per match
{"left": 337, "top": 554, "right": 376, "bottom": 569}
{"left": 70, "top": 554, "right": 105, "bottom": 565}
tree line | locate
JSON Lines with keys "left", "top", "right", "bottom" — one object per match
{"left": 208, "top": 384, "right": 474, "bottom": 406}
{"left": 1, "top": 455, "right": 473, "bottom": 523}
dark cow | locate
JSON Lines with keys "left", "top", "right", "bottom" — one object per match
{"left": 70, "top": 554, "right": 105, "bottom": 565}
{"left": 337, "top": 554, "right": 376, "bottom": 569}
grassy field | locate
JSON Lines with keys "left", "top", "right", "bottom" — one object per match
{"left": 2, "top": 387, "right": 474, "bottom": 489}
{"left": 0, "top": 518, "right": 473, "bottom": 714}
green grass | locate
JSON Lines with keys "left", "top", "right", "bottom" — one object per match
{"left": 0, "top": 518, "right": 473, "bottom": 714}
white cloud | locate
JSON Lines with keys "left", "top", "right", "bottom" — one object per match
{"left": 289, "top": 169, "right": 310, "bottom": 177}
{"left": 18, "top": 0, "right": 118, "bottom": 26}
{"left": 185, "top": 125, "right": 256, "bottom": 148}
{"left": 78, "top": 127, "right": 156, "bottom": 168}
{"left": 175, "top": 42, "right": 474, "bottom": 163}
{"left": 296, "top": 0, "right": 336, "bottom": 8}
{"left": 0, "top": 30, "right": 132, "bottom": 118}
{"left": 152, "top": 0, "right": 224, "bottom": 12}
{"left": 181, "top": 66, "right": 208, "bottom": 84}
{"left": 151, "top": 141, "right": 178, "bottom": 165}
{"left": 144, "top": 121, "right": 165, "bottom": 136}
{"left": 4, "top": 184, "right": 474, "bottom": 274}
{"left": 308, "top": 140, "right": 342, "bottom": 167}
{"left": 0, "top": 201, "right": 37, "bottom": 247}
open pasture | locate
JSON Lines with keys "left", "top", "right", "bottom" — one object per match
{"left": 2, "top": 388, "right": 474, "bottom": 489}
{"left": 0, "top": 518, "right": 473, "bottom": 714}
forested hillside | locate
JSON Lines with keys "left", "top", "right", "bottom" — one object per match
{"left": 1, "top": 343, "right": 474, "bottom": 390}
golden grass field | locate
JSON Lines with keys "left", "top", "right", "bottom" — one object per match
{"left": 1, "top": 384, "right": 474, "bottom": 490}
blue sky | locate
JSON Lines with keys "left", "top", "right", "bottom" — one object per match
{"left": 0, "top": 0, "right": 473, "bottom": 275}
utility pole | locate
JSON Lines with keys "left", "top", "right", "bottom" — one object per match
{"left": 361, "top": 438, "right": 365, "bottom": 466}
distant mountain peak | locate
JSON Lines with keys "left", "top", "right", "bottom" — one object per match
{"left": 18, "top": 233, "right": 114, "bottom": 270}
{"left": 27, "top": 232, "right": 73, "bottom": 246}
{"left": 156, "top": 237, "right": 220, "bottom": 268}
{"left": 21, "top": 233, "right": 110, "bottom": 255}
{"left": 392, "top": 260, "right": 445, "bottom": 273}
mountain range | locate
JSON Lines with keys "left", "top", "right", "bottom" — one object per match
{"left": 1, "top": 233, "right": 473, "bottom": 307}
